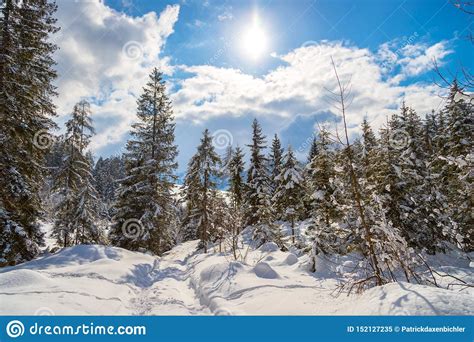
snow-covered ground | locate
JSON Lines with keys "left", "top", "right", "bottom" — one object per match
{"left": 1, "top": 232, "right": 473, "bottom": 315}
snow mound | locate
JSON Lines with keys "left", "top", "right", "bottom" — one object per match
{"left": 285, "top": 254, "right": 298, "bottom": 265}
{"left": 259, "top": 242, "right": 279, "bottom": 252}
{"left": 200, "top": 262, "right": 243, "bottom": 282}
{"left": 5, "top": 245, "right": 126, "bottom": 271}
{"left": 0, "top": 269, "right": 53, "bottom": 289}
{"left": 353, "top": 282, "right": 474, "bottom": 315}
{"left": 254, "top": 262, "right": 279, "bottom": 279}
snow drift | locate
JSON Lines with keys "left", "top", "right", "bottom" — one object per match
{"left": 1, "top": 241, "right": 472, "bottom": 316}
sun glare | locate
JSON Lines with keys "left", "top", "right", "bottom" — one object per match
{"left": 240, "top": 12, "right": 267, "bottom": 60}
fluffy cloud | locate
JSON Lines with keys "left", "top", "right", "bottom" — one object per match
{"left": 399, "top": 41, "right": 452, "bottom": 77}
{"left": 172, "top": 41, "right": 449, "bottom": 140}
{"left": 52, "top": 0, "right": 179, "bottom": 152}
{"left": 51, "top": 1, "right": 452, "bottom": 162}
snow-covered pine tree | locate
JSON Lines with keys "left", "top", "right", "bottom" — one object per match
{"left": 73, "top": 150, "right": 105, "bottom": 244}
{"left": 209, "top": 191, "right": 230, "bottom": 253}
{"left": 228, "top": 146, "right": 245, "bottom": 209}
{"left": 360, "top": 119, "right": 377, "bottom": 170}
{"left": 219, "top": 145, "right": 234, "bottom": 186}
{"left": 434, "top": 81, "right": 473, "bottom": 251}
{"left": 0, "top": 0, "right": 59, "bottom": 265}
{"left": 52, "top": 100, "right": 103, "bottom": 246}
{"left": 345, "top": 121, "right": 421, "bottom": 290}
{"left": 301, "top": 135, "right": 319, "bottom": 219}
{"left": 332, "top": 59, "right": 392, "bottom": 287}
{"left": 181, "top": 154, "right": 201, "bottom": 242}
{"left": 93, "top": 156, "right": 125, "bottom": 218}
{"left": 110, "top": 68, "right": 178, "bottom": 255}
{"left": 423, "top": 111, "right": 439, "bottom": 158}
{"left": 245, "top": 119, "right": 280, "bottom": 246}
{"left": 357, "top": 118, "right": 378, "bottom": 217}
{"left": 225, "top": 146, "right": 246, "bottom": 253}
{"left": 307, "top": 136, "right": 318, "bottom": 163}
{"left": 182, "top": 129, "right": 221, "bottom": 252}
{"left": 389, "top": 103, "right": 450, "bottom": 252}
{"left": 273, "top": 146, "right": 304, "bottom": 244}
{"left": 306, "top": 127, "right": 342, "bottom": 269}
{"left": 269, "top": 134, "right": 284, "bottom": 218}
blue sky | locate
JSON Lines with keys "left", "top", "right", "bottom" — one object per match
{"left": 52, "top": 0, "right": 472, "bottom": 171}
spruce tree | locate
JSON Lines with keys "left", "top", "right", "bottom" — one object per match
{"left": 0, "top": 0, "right": 58, "bottom": 265}
{"left": 269, "top": 134, "right": 284, "bottom": 217}
{"left": 273, "top": 146, "right": 304, "bottom": 244}
{"left": 306, "top": 127, "right": 341, "bottom": 267}
{"left": 228, "top": 146, "right": 245, "bottom": 209}
{"left": 302, "top": 135, "right": 319, "bottom": 219}
{"left": 245, "top": 119, "right": 279, "bottom": 245}
{"left": 389, "top": 104, "right": 449, "bottom": 252}
{"left": 93, "top": 156, "right": 125, "bottom": 218}
{"left": 181, "top": 155, "right": 201, "bottom": 242}
{"left": 245, "top": 119, "right": 269, "bottom": 225}
{"left": 182, "top": 129, "right": 221, "bottom": 252}
{"left": 435, "top": 82, "right": 473, "bottom": 250}
{"left": 307, "top": 136, "right": 318, "bottom": 163}
{"left": 52, "top": 100, "right": 103, "bottom": 246}
{"left": 110, "top": 68, "right": 178, "bottom": 255}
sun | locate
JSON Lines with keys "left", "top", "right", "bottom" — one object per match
{"left": 240, "top": 12, "right": 267, "bottom": 60}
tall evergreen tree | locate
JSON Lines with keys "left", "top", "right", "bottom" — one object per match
{"left": 269, "top": 134, "right": 284, "bottom": 216}
{"left": 435, "top": 82, "right": 474, "bottom": 250}
{"left": 269, "top": 134, "right": 284, "bottom": 186}
{"left": 110, "top": 68, "right": 178, "bottom": 255}
{"left": 52, "top": 101, "right": 103, "bottom": 246}
{"left": 245, "top": 119, "right": 269, "bottom": 225}
{"left": 93, "top": 155, "right": 125, "bottom": 217}
{"left": 273, "top": 146, "right": 304, "bottom": 244}
{"left": 245, "top": 119, "right": 279, "bottom": 245}
{"left": 302, "top": 135, "right": 319, "bottom": 219}
{"left": 306, "top": 127, "right": 341, "bottom": 267}
{"left": 0, "top": 0, "right": 59, "bottom": 265}
{"left": 228, "top": 146, "right": 245, "bottom": 209}
{"left": 389, "top": 103, "right": 450, "bottom": 252}
{"left": 182, "top": 129, "right": 221, "bottom": 252}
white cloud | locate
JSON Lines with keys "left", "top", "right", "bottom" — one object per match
{"left": 376, "top": 38, "right": 453, "bottom": 83}
{"left": 399, "top": 41, "right": 452, "bottom": 77}
{"left": 52, "top": 0, "right": 180, "bottom": 151}
{"left": 172, "top": 41, "right": 448, "bottom": 138}
{"left": 51, "top": 1, "right": 451, "bottom": 157}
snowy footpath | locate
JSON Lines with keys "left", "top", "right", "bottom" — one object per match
{"left": 0, "top": 240, "right": 473, "bottom": 315}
